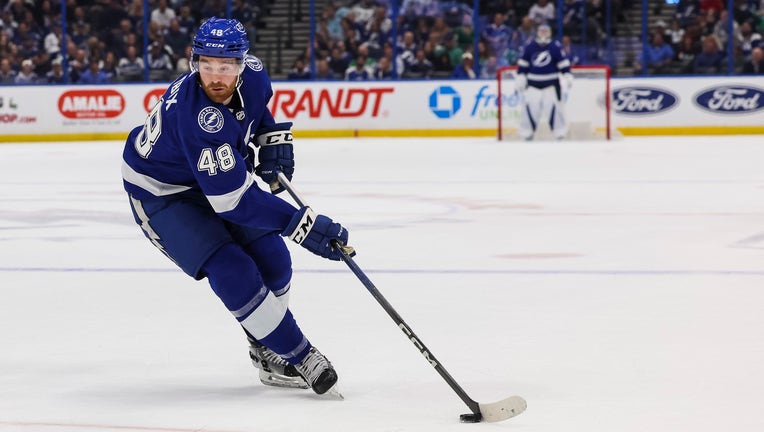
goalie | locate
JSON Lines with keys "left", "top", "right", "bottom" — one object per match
{"left": 515, "top": 24, "right": 573, "bottom": 140}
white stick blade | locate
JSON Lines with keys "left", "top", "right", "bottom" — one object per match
{"left": 479, "top": 396, "right": 527, "bottom": 422}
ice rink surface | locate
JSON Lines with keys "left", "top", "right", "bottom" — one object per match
{"left": 1, "top": 135, "right": 763, "bottom": 432}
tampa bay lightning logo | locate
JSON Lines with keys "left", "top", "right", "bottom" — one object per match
{"left": 531, "top": 51, "right": 552, "bottom": 68}
{"left": 245, "top": 55, "right": 264, "bottom": 72}
{"left": 198, "top": 106, "right": 224, "bottom": 133}
{"left": 429, "top": 86, "right": 461, "bottom": 119}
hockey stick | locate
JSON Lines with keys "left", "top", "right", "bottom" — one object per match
{"left": 276, "top": 172, "right": 527, "bottom": 423}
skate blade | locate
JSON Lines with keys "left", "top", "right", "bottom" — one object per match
{"left": 259, "top": 370, "right": 310, "bottom": 389}
{"left": 320, "top": 385, "right": 344, "bottom": 401}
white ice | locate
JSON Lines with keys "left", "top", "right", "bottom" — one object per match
{"left": 1, "top": 135, "right": 763, "bottom": 432}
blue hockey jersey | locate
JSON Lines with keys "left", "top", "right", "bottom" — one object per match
{"left": 121, "top": 55, "right": 297, "bottom": 232}
{"left": 517, "top": 40, "right": 571, "bottom": 89}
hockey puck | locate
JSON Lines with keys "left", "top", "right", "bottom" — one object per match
{"left": 459, "top": 413, "right": 482, "bottom": 423}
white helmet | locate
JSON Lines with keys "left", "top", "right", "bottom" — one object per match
{"left": 536, "top": 24, "right": 552, "bottom": 45}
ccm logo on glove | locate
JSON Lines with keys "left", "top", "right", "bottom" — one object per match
{"left": 288, "top": 206, "right": 316, "bottom": 244}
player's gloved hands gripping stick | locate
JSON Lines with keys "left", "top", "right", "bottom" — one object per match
{"left": 251, "top": 122, "right": 294, "bottom": 194}
{"left": 283, "top": 206, "right": 356, "bottom": 261}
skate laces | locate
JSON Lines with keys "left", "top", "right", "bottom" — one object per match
{"left": 260, "top": 347, "right": 289, "bottom": 367}
{"left": 297, "top": 347, "right": 330, "bottom": 383}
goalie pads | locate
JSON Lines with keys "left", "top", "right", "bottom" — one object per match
{"left": 515, "top": 73, "right": 527, "bottom": 93}
{"left": 250, "top": 122, "right": 294, "bottom": 194}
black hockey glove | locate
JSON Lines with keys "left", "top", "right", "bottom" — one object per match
{"left": 283, "top": 206, "right": 355, "bottom": 261}
{"left": 252, "top": 122, "right": 294, "bottom": 194}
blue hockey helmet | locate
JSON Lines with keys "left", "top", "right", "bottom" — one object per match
{"left": 192, "top": 17, "right": 249, "bottom": 61}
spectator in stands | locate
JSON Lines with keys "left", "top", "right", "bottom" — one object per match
{"left": 743, "top": 46, "right": 764, "bottom": 73}
{"left": 345, "top": 53, "right": 373, "bottom": 80}
{"left": 480, "top": 54, "right": 499, "bottom": 79}
{"left": 43, "top": 22, "right": 62, "bottom": 58}
{"left": 14, "top": 58, "right": 37, "bottom": 84}
{"left": 165, "top": 19, "right": 190, "bottom": 65}
{"left": 287, "top": 58, "right": 311, "bottom": 80}
{"left": 699, "top": 0, "right": 724, "bottom": 16}
{"left": 78, "top": 59, "right": 110, "bottom": 84}
{"left": 713, "top": 9, "right": 739, "bottom": 48}
{"left": 693, "top": 34, "right": 725, "bottom": 74}
{"left": 451, "top": 51, "right": 476, "bottom": 79}
{"left": 44, "top": 56, "right": 64, "bottom": 84}
{"left": 396, "top": 30, "right": 417, "bottom": 72}
{"left": 69, "top": 20, "right": 90, "bottom": 48}
{"left": 455, "top": 19, "right": 475, "bottom": 51}
{"left": 561, "top": 35, "right": 581, "bottom": 65}
{"left": 151, "top": 0, "right": 176, "bottom": 35}
{"left": 664, "top": 19, "right": 685, "bottom": 49}
{"left": 352, "top": 0, "right": 376, "bottom": 24}
{"left": 482, "top": 13, "right": 511, "bottom": 65}
{"left": 177, "top": 5, "right": 196, "bottom": 37}
{"left": 528, "top": 0, "right": 556, "bottom": 26}
{"left": 675, "top": 33, "right": 701, "bottom": 72}
{"left": 738, "top": 21, "right": 762, "bottom": 61}
{"left": 68, "top": 48, "right": 87, "bottom": 83}
{"left": 639, "top": 31, "right": 675, "bottom": 74}
{"left": 429, "top": 16, "right": 452, "bottom": 45}
{"left": 0, "top": 57, "right": 17, "bottom": 84}
{"left": 405, "top": 48, "right": 433, "bottom": 78}
{"left": 102, "top": 51, "right": 118, "bottom": 81}
{"left": 116, "top": 45, "right": 144, "bottom": 82}
{"left": 315, "top": 58, "right": 337, "bottom": 80}
{"left": 401, "top": 0, "right": 441, "bottom": 24}
{"left": 147, "top": 40, "right": 173, "bottom": 82}
{"left": 373, "top": 56, "right": 393, "bottom": 79}
{"left": 176, "top": 45, "right": 192, "bottom": 74}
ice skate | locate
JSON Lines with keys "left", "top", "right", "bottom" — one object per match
{"left": 248, "top": 340, "right": 309, "bottom": 389}
{"left": 295, "top": 346, "right": 342, "bottom": 398}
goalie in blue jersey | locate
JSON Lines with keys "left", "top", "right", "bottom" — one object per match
{"left": 515, "top": 24, "right": 573, "bottom": 140}
{"left": 121, "top": 17, "right": 352, "bottom": 396}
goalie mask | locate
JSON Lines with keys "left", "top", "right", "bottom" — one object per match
{"left": 191, "top": 17, "right": 249, "bottom": 76}
{"left": 536, "top": 24, "right": 552, "bottom": 45}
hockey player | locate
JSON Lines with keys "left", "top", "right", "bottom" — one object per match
{"left": 121, "top": 17, "right": 352, "bottom": 396}
{"left": 515, "top": 24, "right": 573, "bottom": 140}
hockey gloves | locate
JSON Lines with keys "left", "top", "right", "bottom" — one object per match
{"left": 283, "top": 206, "right": 355, "bottom": 261}
{"left": 252, "top": 122, "right": 294, "bottom": 194}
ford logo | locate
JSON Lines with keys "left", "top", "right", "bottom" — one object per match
{"left": 612, "top": 87, "right": 679, "bottom": 115}
{"left": 694, "top": 86, "right": 764, "bottom": 114}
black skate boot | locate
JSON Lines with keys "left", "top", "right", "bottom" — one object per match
{"left": 295, "top": 346, "right": 339, "bottom": 396}
{"left": 248, "top": 338, "right": 309, "bottom": 389}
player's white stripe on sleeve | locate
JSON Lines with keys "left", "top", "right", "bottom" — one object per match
{"left": 517, "top": 59, "right": 529, "bottom": 67}
{"left": 206, "top": 171, "right": 256, "bottom": 213}
{"left": 239, "top": 290, "right": 288, "bottom": 340}
{"left": 557, "top": 59, "right": 570, "bottom": 68}
{"left": 122, "top": 161, "right": 192, "bottom": 196}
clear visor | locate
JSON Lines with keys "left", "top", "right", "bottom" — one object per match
{"left": 192, "top": 57, "right": 245, "bottom": 76}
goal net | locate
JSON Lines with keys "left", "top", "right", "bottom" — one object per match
{"left": 496, "top": 65, "right": 612, "bottom": 140}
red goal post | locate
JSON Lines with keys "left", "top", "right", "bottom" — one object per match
{"left": 496, "top": 65, "right": 612, "bottom": 140}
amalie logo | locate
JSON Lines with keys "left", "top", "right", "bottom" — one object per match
{"left": 694, "top": 86, "right": 764, "bottom": 114}
{"left": 58, "top": 89, "right": 125, "bottom": 119}
{"left": 612, "top": 87, "right": 679, "bottom": 115}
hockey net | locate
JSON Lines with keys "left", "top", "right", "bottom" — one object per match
{"left": 497, "top": 65, "right": 612, "bottom": 140}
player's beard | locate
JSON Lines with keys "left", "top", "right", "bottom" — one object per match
{"left": 201, "top": 77, "right": 238, "bottom": 104}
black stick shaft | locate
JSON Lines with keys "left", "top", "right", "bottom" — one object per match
{"left": 277, "top": 173, "right": 480, "bottom": 416}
